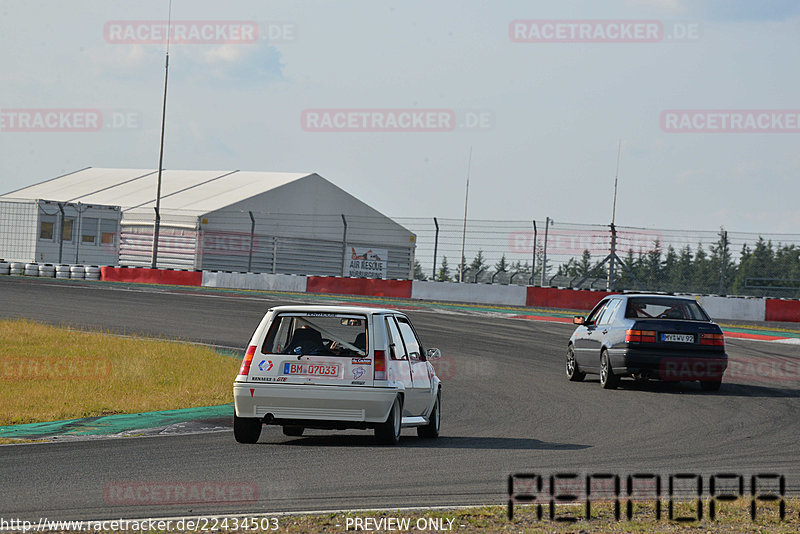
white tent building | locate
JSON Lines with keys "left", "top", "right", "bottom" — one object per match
{"left": 1, "top": 168, "right": 416, "bottom": 278}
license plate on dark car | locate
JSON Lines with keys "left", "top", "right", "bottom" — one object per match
{"left": 662, "top": 333, "right": 694, "bottom": 343}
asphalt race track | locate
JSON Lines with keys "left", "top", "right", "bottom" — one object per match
{"left": 2, "top": 277, "right": 800, "bottom": 521}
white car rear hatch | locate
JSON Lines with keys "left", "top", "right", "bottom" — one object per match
{"left": 243, "top": 311, "right": 374, "bottom": 387}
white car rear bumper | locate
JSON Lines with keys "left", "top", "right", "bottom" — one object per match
{"left": 233, "top": 383, "right": 398, "bottom": 423}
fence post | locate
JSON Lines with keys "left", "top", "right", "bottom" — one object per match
{"left": 247, "top": 211, "right": 255, "bottom": 272}
{"left": 607, "top": 223, "right": 617, "bottom": 291}
{"left": 341, "top": 214, "right": 348, "bottom": 276}
{"left": 57, "top": 202, "right": 65, "bottom": 264}
{"left": 432, "top": 217, "right": 439, "bottom": 280}
{"left": 530, "top": 220, "right": 537, "bottom": 285}
{"left": 74, "top": 203, "right": 83, "bottom": 264}
{"left": 719, "top": 229, "right": 728, "bottom": 294}
{"left": 273, "top": 236, "right": 278, "bottom": 274}
{"left": 540, "top": 217, "right": 550, "bottom": 286}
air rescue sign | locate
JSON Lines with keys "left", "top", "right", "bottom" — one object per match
{"left": 347, "top": 247, "right": 388, "bottom": 278}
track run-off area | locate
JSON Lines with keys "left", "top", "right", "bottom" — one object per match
{"left": 1, "top": 276, "right": 800, "bottom": 521}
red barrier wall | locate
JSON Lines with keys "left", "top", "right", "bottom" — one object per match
{"left": 101, "top": 267, "right": 202, "bottom": 286}
{"left": 765, "top": 299, "right": 800, "bottom": 323}
{"left": 306, "top": 277, "right": 412, "bottom": 298}
{"left": 526, "top": 287, "right": 616, "bottom": 310}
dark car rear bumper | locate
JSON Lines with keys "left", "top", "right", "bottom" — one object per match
{"left": 609, "top": 348, "right": 728, "bottom": 381}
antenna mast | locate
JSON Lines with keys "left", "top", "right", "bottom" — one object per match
{"left": 458, "top": 147, "right": 472, "bottom": 283}
{"left": 151, "top": 0, "right": 172, "bottom": 268}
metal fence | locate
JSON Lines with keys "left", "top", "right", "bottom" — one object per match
{"left": 3, "top": 199, "right": 800, "bottom": 298}
{"left": 397, "top": 217, "right": 800, "bottom": 298}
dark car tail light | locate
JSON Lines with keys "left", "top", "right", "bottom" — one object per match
{"left": 239, "top": 345, "right": 257, "bottom": 376}
{"left": 700, "top": 333, "right": 725, "bottom": 346}
{"left": 626, "top": 330, "right": 656, "bottom": 343}
{"left": 374, "top": 349, "right": 387, "bottom": 380}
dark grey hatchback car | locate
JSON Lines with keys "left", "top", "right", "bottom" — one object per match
{"left": 567, "top": 294, "right": 728, "bottom": 391}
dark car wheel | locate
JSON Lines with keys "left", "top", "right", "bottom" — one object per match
{"left": 700, "top": 380, "right": 722, "bottom": 392}
{"left": 417, "top": 391, "right": 440, "bottom": 438}
{"left": 599, "top": 350, "right": 618, "bottom": 390}
{"left": 233, "top": 412, "right": 262, "bottom": 443}
{"left": 282, "top": 425, "right": 304, "bottom": 437}
{"left": 566, "top": 346, "right": 585, "bottom": 382}
{"left": 375, "top": 396, "right": 402, "bottom": 445}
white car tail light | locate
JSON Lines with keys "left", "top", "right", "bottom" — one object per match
{"left": 374, "top": 349, "right": 387, "bottom": 380}
{"left": 239, "top": 345, "right": 257, "bottom": 376}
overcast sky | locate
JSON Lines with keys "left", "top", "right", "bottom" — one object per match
{"left": 1, "top": 0, "right": 799, "bottom": 234}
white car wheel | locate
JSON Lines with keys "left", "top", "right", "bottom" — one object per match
{"left": 375, "top": 396, "right": 402, "bottom": 445}
{"left": 417, "top": 391, "right": 440, "bottom": 438}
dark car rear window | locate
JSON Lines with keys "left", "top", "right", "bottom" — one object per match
{"left": 625, "top": 297, "right": 710, "bottom": 321}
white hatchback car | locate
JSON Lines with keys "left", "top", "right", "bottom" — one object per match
{"left": 233, "top": 305, "right": 442, "bottom": 445}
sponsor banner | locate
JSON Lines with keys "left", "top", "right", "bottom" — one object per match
{"left": 347, "top": 247, "right": 388, "bottom": 279}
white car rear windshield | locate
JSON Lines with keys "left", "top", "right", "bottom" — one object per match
{"left": 261, "top": 313, "right": 368, "bottom": 356}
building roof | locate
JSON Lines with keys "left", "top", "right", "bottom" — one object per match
{"left": 1, "top": 167, "right": 312, "bottom": 213}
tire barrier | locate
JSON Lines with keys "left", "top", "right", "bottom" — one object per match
{"left": 55, "top": 264, "right": 71, "bottom": 279}
{"left": 0, "top": 260, "right": 9, "bottom": 276}
{"left": 85, "top": 265, "right": 101, "bottom": 280}
{"left": 24, "top": 263, "right": 39, "bottom": 276}
{"left": 10, "top": 262, "right": 24, "bottom": 276}
{"left": 38, "top": 264, "right": 56, "bottom": 278}
{"left": 70, "top": 265, "right": 86, "bottom": 279}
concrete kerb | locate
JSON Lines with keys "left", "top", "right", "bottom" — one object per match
{"left": 202, "top": 271, "right": 308, "bottom": 292}
{"left": 411, "top": 280, "right": 527, "bottom": 306}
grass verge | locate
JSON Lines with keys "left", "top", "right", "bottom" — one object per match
{"left": 0, "top": 318, "right": 241, "bottom": 426}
